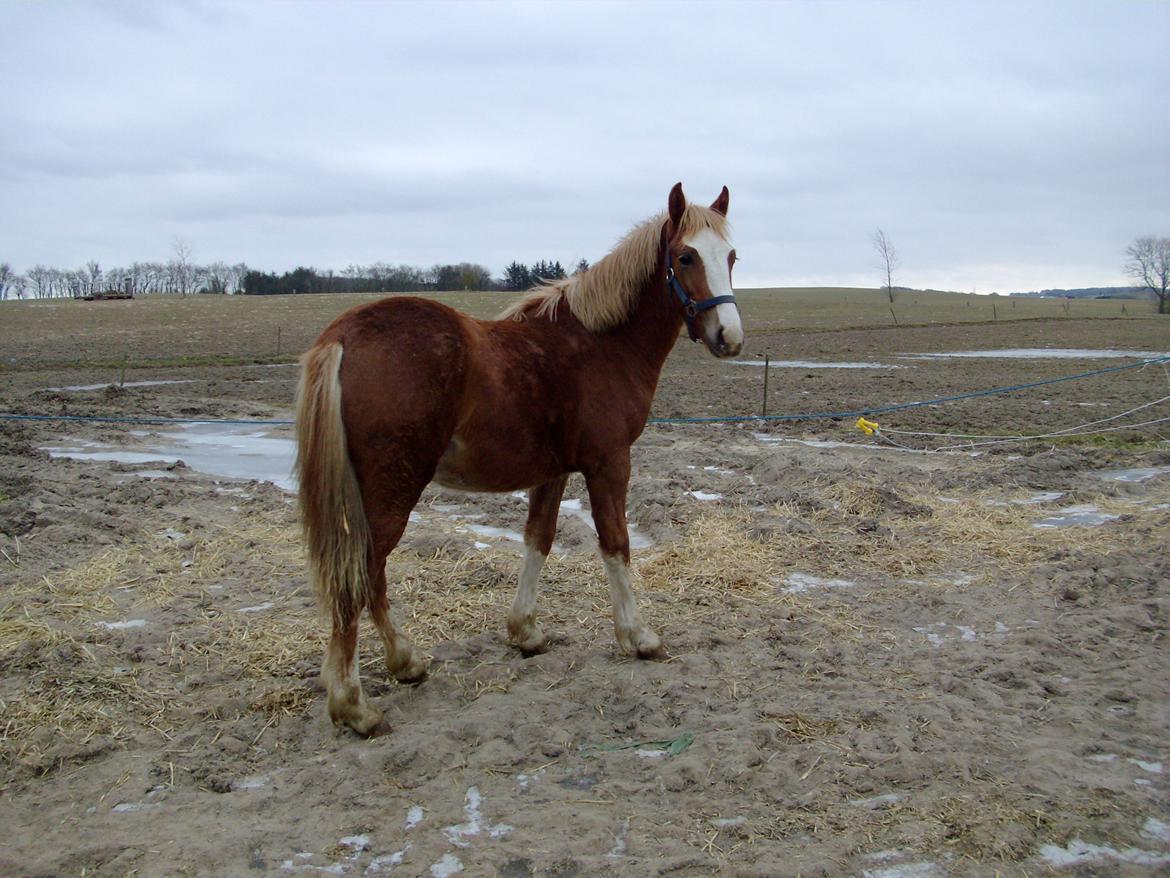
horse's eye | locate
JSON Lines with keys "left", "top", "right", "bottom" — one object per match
{"left": 678, "top": 253, "right": 694, "bottom": 267}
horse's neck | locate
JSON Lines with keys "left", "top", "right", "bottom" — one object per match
{"left": 610, "top": 272, "right": 686, "bottom": 382}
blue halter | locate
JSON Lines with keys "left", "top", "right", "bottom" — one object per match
{"left": 664, "top": 245, "right": 737, "bottom": 343}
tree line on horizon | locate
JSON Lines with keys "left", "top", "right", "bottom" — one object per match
{"left": 0, "top": 253, "right": 593, "bottom": 300}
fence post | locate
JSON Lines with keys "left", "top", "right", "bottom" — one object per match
{"left": 762, "top": 354, "right": 770, "bottom": 418}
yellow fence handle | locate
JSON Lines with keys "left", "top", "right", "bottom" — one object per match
{"left": 855, "top": 417, "right": 880, "bottom": 435}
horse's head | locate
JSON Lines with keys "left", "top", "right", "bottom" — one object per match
{"left": 664, "top": 182, "right": 743, "bottom": 358}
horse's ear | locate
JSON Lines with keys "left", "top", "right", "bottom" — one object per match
{"left": 710, "top": 186, "right": 730, "bottom": 216}
{"left": 668, "top": 182, "right": 686, "bottom": 228}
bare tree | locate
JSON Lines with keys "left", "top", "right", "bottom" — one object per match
{"left": 85, "top": 260, "right": 103, "bottom": 295}
{"left": 871, "top": 228, "right": 900, "bottom": 303}
{"left": 0, "top": 262, "right": 12, "bottom": 300}
{"left": 170, "top": 237, "right": 194, "bottom": 295}
{"left": 1124, "top": 235, "right": 1170, "bottom": 314}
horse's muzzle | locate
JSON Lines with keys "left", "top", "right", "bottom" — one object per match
{"left": 704, "top": 307, "right": 744, "bottom": 358}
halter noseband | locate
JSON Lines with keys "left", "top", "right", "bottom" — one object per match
{"left": 664, "top": 244, "right": 737, "bottom": 343}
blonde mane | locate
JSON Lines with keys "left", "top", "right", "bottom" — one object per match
{"left": 499, "top": 204, "right": 730, "bottom": 332}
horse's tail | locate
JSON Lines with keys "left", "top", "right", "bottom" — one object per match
{"left": 295, "top": 341, "right": 370, "bottom": 625}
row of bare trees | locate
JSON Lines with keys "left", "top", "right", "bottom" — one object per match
{"left": 0, "top": 237, "right": 249, "bottom": 300}
{"left": 870, "top": 229, "right": 1169, "bottom": 310}
{"left": 3, "top": 260, "right": 250, "bottom": 300}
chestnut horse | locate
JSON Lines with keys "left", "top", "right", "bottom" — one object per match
{"left": 295, "top": 183, "right": 742, "bottom": 735}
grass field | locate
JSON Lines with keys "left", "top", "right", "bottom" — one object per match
{"left": 0, "top": 287, "right": 1158, "bottom": 371}
{"left": 1, "top": 285, "right": 1168, "bottom": 876}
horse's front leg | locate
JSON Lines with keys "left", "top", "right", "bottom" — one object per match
{"left": 584, "top": 456, "right": 664, "bottom": 659}
{"left": 507, "top": 475, "right": 568, "bottom": 654}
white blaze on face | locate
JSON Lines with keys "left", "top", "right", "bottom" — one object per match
{"left": 683, "top": 227, "right": 743, "bottom": 348}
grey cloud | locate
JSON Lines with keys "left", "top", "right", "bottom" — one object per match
{"left": 2, "top": 0, "right": 1168, "bottom": 290}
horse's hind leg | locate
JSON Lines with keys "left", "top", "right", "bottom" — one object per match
{"left": 322, "top": 509, "right": 424, "bottom": 736}
{"left": 322, "top": 603, "right": 382, "bottom": 737}
{"left": 508, "top": 475, "right": 568, "bottom": 654}
{"left": 367, "top": 511, "right": 429, "bottom": 684}
{"left": 369, "top": 565, "right": 428, "bottom": 684}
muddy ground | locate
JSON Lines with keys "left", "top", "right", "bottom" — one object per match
{"left": 1, "top": 305, "right": 1168, "bottom": 877}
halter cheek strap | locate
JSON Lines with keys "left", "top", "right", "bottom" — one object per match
{"left": 664, "top": 246, "right": 737, "bottom": 343}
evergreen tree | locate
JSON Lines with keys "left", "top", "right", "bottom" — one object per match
{"left": 503, "top": 261, "right": 532, "bottom": 291}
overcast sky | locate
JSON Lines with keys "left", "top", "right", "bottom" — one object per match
{"left": 3, "top": 0, "right": 1168, "bottom": 292}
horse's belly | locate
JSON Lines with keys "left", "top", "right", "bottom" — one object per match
{"left": 433, "top": 435, "right": 559, "bottom": 493}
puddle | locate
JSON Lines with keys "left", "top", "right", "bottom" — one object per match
{"left": 688, "top": 490, "right": 723, "bottom": 501}
{"left": 861, "top": 862, "right": 941, "bottom": 878}
{"left": 913, "top": 622, "right": 982, "bottom": 647}
{"left": 45, "top": 379, "right": 197, "bottom": 392}
{"left": 1037, "top": 838, "right": 1170, "bottom": 868}
{"left": 462, "top": 524, "right": 525, "bottom": 544}
{"left": 556, "top": 498, "right": 653, "bottom": 550}
{"left": 95, "top": 619, "right": 148, "bottom": 630}
{"left": 1098, "top": 466, "right": 1170, "bottom": 483}
{"left": 1012, "top": 491, "right": 1065, "bottom": 505}
{"left": 901, "top": 348, "right": 1169, "bottom": 360}
{"left": 752, "top": 433, "right": 979, "bottom": 457}
{"left": 368, "top": 847, "right": 410, "bottom": 873}
{"left": 47, "top": 428, "right": 654, "bottom": 550}
{"left": 781, "top": 573, "right": 855, "bottom": 593}
{"left": 430, "top": 854, "right": 463, "bottom": 877}
{"left": 45, "top": 423, "right": 297, "bottom": 491}
{"left": 852, "top": 793, "right": 902, "bottom": 810}
{"left": 732, "top": 359, "right": 903, "bottom": 370}
{"left": 1033, "top": 505, "right": 1120, "bottom": 528}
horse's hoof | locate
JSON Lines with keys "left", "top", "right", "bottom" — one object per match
{"left": 507, "top": 620, "right": 547, "bottom": 655}
{"left": 392, "top": 655, "right": 430, "bottom": 685}
{"left": 636, "top": 640, "right": 667, "bottom": 660}
{"left": 515, "top": 638, "right": 548, "bottom": 657}
{"left": 618, "top": 627, "right": 665, "bottom": 660}
{"left": 332, "top": 703, "right": 384, "bottom": 738}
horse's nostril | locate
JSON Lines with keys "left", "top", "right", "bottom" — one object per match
{"left": 717, "top": 328, "right": 726, "bottom": 349}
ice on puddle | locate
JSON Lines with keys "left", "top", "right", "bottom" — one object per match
{"left": 1033, "top": 505, "right": 1119, "bottom": 529}
{"left": 1143, "top": 818, "right": 1170, "bottom": 843}
{"left": 607, "top": 817, "right": 631, "bottom": 858}
{"left": 861, "top": 862, "right": 941, "bottom": 878}
{"left": 1038, "top": 838, "right": 1170, "bottom": 867}
{"left": 1098, "top": 465, "right": 1170, "bottom": 483}
{"left": 732, "top": 358, "right": 902, "bottom": 369}
{"left": 96, "top": 619, "right": 148, "bottom": 630}
{"left": 367, "top": 846, "right": 410, "bottom": 873}
{"left": 46, "top": 423, "right": 297, "bottom": 491}
{"left": 339, "top": 835, "right": 370, "bottom": 853}
{"left": 442, "top": 787, "right": 512, "bottom": 848}
{"left": 902, "top": 348, "right": 1170, "bottom": 360}
{"left": 429, "top": 854, "right": 463, "bottom": 877}
{"left": 712, "top": 816, "right": 747, "bottom": 828}
{"left": 516, "top": 770, "right": 545, "bottom": 791}
{"left": 781, "top": 572, "right": 855, "bottom": 593}
{"left": 112, "top": 801, "right": 153, "bottom": 813}
{"left": 851, "top": 793, "right": 902, "bottom": 810}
